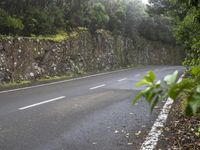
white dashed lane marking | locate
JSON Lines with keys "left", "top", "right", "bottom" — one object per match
{"left": 18, "top": 96, "right": 66, "bottom": 110}
{"left": 118, "top": 78, "right": 127, "bottom": 82}
{"left": 89, "top": 84, "right": 106, "bottom": 90}
{"left": 140, "top": 75, "right": 183, "bottom": 150}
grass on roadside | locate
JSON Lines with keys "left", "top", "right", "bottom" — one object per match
{"left": 0, "top": 74, "right": 74, "bottom": 91}
{"left": 0, "top": 65, "right": 142, "bottom": 92}
{"left": 31, "top": 28, "right": 88, "bottom": 42}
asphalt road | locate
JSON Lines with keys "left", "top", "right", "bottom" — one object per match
{"left": 0, "top": 66, "right": 183, "bottom": 150}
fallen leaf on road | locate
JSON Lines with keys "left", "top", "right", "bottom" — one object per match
{"left": 92, "top": 142, "right": 97, "bottom": 145}
{"left": 121, "top": 129, "right": 126, "bottom": 133}
{"left": 125, "top": 133, "right": 130, "bottom": 138}
{"left": 165, "top": 127, "right": 170, "bottom": 131}
{"left": 114, "top": 130, "right": 119, "bottom": 134}
{"left": 135, "top": 131, "right": 141, "bottom": 136}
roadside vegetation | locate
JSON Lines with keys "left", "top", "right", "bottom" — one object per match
{"left": 134, "top": 0, "right": 200, "bottom": 117}
{"left": 0, "top": 0, "right": 175, "bottom": 45}
{"left": 133, "top": 0, "right": 200, "bottom": 148}
{"left": 1, "top": 0, "right": 199, "bottom": 148}
{"left": 0, "top": 0, "right": 179, "bottom": 88}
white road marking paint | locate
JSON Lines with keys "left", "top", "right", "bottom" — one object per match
{"left": 140, "top": 98, "right": 173, "bottom": 150}
{"left": 18, "top": 96, "right": 65, "bottom": 110}
{"left": 135, "top": 74, "right": 140, "bottom": 77}
{"left": 0, "top": 68, "right": 135, "bottom": 94}
{"left": 90, "top": 84, "right": 106, "bottom": 90}
{"left": 118, "top": 78, "right": 127, "bottom": 82}
{"left": 140, "top": 75, "right": 183, "bottom": 150}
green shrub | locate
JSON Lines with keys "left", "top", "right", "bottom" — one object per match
{"left": 175, "top": 9, "right": 200, "bottom": 67}
{"left": 133, "top": 66, "right": 200, "bottom": 116}
{"left": 23, "top": 8, "right": 55, "bottom": 35}
{"left": 0, "top": 8, "right": 24, "bottom": 35}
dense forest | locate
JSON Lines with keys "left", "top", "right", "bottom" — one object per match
{"left": 0, "top": 0, "right": 199, "bottom": 65}
{"left": 147, "top": 0, "right": 200, "bottom": 66}
{"left": 132, "top": 1, "right": 200, "bottom": 148}
{"left": 133, "top": 1, "right": 200, "bottom": 147}
{"left": 0, "top": 0, "right": 175, "bottom": 45}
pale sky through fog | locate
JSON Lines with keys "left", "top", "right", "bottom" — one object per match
{"left": 141, "top": 0, "right": 149, "bottom": 4}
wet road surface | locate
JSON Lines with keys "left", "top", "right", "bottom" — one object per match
{"left": 0, "top": 66, "right": 183, "bottom": 150}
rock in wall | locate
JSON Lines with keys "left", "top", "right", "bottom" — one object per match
{"left": 0, "top": 31, "right": 183, "bottom": 82}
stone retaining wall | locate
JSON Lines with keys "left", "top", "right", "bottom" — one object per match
{"left": 0, "top": 31, "right": 183, "bottom": 82}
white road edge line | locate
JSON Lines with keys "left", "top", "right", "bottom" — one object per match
{"left": 0, "top": 68, "right": 135, "bottom": 94}
{"left": 90, "top": 84, "right": 106, "bottom": 90}
{"left": 140, "top": 75, "right": 183, "bottom": 150}
{"left": 18, "top": 96, "right": 66, "bottom": 110}
{"left": 118, "top": 78, "right": 127, "bottom": 82}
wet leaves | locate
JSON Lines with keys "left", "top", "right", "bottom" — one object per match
{"left": 92, "top": 142, "right": 97, "bottom": 145}
{"left": 157, "top": 101, "right": 200, "bottom": 149}
{"left": 135, "top": 131, "right": 141, "bottom": 136}
{"left": 125, "top": 133, "right": 130, "bottom": 138}
{"left": 141, "top": 125, "right": 146, "bottom": 128}
{"left": 114, "top": 130, "right": 119, "bottom": 134}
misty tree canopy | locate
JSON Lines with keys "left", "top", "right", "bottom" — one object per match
{"left": 0, "top": 0, "right": 176, "bottom": 45}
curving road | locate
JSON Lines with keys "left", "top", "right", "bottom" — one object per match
{"left": 0, "top": 66, "right": 183, "bottom": 150}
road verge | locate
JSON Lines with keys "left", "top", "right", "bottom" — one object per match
{"left": 139, "top": 75, "right": 184, "bottom": 150}
{"left": 0, "top": 65, "right": 145, "bottom": 93}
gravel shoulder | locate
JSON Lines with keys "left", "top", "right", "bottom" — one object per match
{"left": 156, "top": 100, "right": 200, "bottom": 149}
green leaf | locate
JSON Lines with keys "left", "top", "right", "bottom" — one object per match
{"left": 132, "top": 92, "right": 144, "bottom": 104}
{"left": 188, "top": 94, "right": 200, "bottom": 115}
{"left": 132, "top": 87, "right": 152, "bottom": 104}
{"left": 146, "top": 89, "right": 156, "bottom": 102}
{"left": 184, "top": 102, "right": 193, "bottom": 116}
{"left": 150, "top": 95, "right": 160, "bottom": 112}
{"left": 184, "top": 89, "right": 200, "bottom": 116}
{"left": 136, "top": 79, "right": 152, "bottom": 87}
{"left": 168, "top": 78, "right": 195, "bottom": 99}
{"left": 144, "top": 70, "right": 155, "bottom": 82}
{"left": 156, "top": 80, "right": 161, "bottom": 85}
{"left": 190, "top": 65, "right": 200, "bottom": 76}
{"left": 196, "top": 85, "right": 200, "bottom": 93}
{"left": 164, "top": 70, "right": 178, "bottom": 85}
{"left": 197, "top": 125, "right": 200, "bottom": 133}
{"left": 149, "top": 70, "right": 156, "bottom": 82}
{"left": 136, "top": 71, "right": 155, "bottom": 87}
